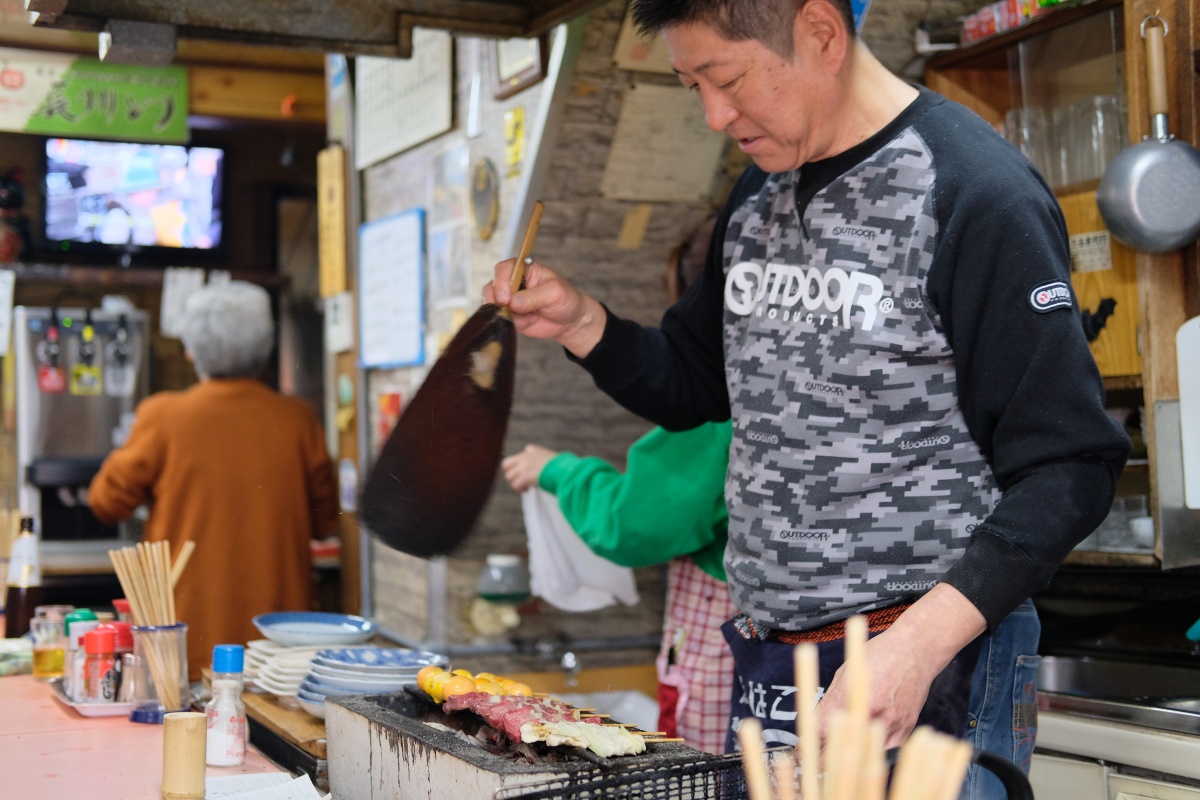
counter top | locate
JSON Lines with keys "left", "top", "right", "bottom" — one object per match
{"left": 0, "top": 675, "right": 288, "bottom": 798}
{"left": 1037, "top": 707, "right": 1200, "bottom": 781}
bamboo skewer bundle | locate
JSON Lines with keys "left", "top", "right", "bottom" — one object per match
{"left": 738, "top": 614, "right": 974, "bottom": 800}
{"left": 108, "top": 540, "right": 195, "bottom": 713}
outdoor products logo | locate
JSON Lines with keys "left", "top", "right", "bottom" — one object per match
{"left": 777, "top": 530, "right": 831, "bottom": 543}
{"left": 885, "top": 579, "right": 939, "bottom": 592}
{"left": 724, "top": 261, "right": 887, "bottom": 330}
{"left": 898, "top": 433, "right": 951, "bottom": 452}
{"left": 831, "top": 225, "right": 877, "bottom": 241}
{"left": 1028, "top": 281, "right": 1072, "bottom": 313}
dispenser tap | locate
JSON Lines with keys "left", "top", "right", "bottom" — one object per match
{"left": 560, "top": 651, "right": 580, "bottom": 687}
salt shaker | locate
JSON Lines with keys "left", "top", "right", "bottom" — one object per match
{"left": 205, "top": 644, "right": 247, "bottom": 766}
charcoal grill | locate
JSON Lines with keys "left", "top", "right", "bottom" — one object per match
{"left": 326, "top": 690, "right": 713, "bottom": 800}
{"left": 496, "top": 753, "right": 751, "bottom": 800}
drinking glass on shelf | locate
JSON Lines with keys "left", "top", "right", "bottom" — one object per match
{"left": 1063, "top": 96, "right": 1126, "bottom": 185}
{"left": 1083, "top": 95, "right": 1125, "bottom": 179}
{"left": 1050, "top": 105, "right": 1075, "bottom": 189}
{"left": 1097, "top": 495, "right": 1149, "bottom": 550}
{"left": 1004, "top": 106, "right": 1056, "bottom": 186}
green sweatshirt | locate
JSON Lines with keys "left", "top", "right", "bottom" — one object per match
{"left": 537, "top": 421, "right": 732, "bottom": 581}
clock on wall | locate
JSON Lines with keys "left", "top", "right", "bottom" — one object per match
{"left": 470, "top": 158, "right": 500, "bottom": 241}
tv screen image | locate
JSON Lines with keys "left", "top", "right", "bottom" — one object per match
{"left": 44, "top": 138, "right": 224, "bottom": 253}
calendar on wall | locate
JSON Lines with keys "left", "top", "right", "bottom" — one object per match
{"left": 354, "top": 29, "right": 453, "bottom": 170}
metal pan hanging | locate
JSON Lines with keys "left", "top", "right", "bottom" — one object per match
{"left": 1096, "top": 15, "right": 1200, "bottom": 253}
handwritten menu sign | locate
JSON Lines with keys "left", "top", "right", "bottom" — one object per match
{"left": 358, "top": 209, "right": 425, "bottom": 369}
{"left": 600, "top": 83, "right": 726, "bottom": 203}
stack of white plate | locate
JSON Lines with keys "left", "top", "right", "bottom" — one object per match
{"left": 296, "top": 647, "right": 447, "bottom": 720}
{"left": 244, "top": 640, "right": 325, "bottom": 705}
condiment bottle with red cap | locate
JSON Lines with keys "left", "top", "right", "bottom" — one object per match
{"left": 112, "top": 598, "right": 132, "bottom": 623}
{"left": 95, "top": 622, "right": 134, "bottom": 701}
{"left": 83, "top": 627, "right": 118, "bottom": 703}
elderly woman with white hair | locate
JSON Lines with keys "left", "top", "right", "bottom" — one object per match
{"left": 89, "top": 281, "right": 338, "bottom": 679}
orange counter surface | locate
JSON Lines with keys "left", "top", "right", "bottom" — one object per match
{"left": 0, "top": 674, "right": 287, "bottom": 798}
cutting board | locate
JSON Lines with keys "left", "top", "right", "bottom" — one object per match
{"left": 243, "top": 691, "right": 326, "bottom": 759}
{"left": 1179, "top": 316, "right": 1200, "bottom": 509}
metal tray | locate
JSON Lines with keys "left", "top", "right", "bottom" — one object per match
{"left": 49, "top": 678, "right": 135, "bottom": 718}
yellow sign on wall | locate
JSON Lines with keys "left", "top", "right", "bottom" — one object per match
{"left": 317, "top": 145, "right": 347, "bottom": 298}
{"left": 504, "top": 106, "right": 525, "bottom": 178}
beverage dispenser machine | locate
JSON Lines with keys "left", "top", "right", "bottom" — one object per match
{"left": 14, "top": 305, "right": 150, "bottom": 555}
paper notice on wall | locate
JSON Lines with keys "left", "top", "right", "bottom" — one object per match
{"left": 1069, "top": 230, "right": 1113, "bottom": 273}
{"left": 611, "top": 10, "right": 673, "bottom": 74}
{"left": 324, "top": 291, "right": 354, "bottom": 354}
{"left": 0, "top": 270, "right": 14, "bottom": 356}
{"left": 354, "top": 30, "right": 453, "bottom": 170}
{"left": 358, "top": 209, "right": 424, "bottom": 369}
{"left": 159, "top": 267, "right": 207, "bottom": 338}
{"left": 600, "top": 84, "right": 726, "bottom": 203}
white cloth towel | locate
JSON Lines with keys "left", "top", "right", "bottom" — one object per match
{"left": 522, "top": 488, "right": 640, "bottom": 612}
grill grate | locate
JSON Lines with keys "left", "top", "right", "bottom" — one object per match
{"left": 494, "top": 753, "right": 750, "bottom": 800}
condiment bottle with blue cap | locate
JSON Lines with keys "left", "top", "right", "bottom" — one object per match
{"left": 205, "top": 644, "right": 247, "bottom": 766}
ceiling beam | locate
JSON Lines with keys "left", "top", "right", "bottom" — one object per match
{"left": 23, "top": 0, "right": 611, "bottom": 58}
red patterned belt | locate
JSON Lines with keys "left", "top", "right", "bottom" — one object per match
{"left": 762, "top": 603, "right": 913, "bottom": 644}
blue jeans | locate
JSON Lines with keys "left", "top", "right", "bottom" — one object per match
{"left": 960, "top": 599, "right": 1040, "bottom": 800}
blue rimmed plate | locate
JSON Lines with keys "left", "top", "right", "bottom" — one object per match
{"left": 313, "top": 647, "right": 446, "bottom": 673}
{"left": 252, "top": 612, "right": 377, "bottom": 647}
{"left": 306, "top": 670, "right": 412, "bottom": 692}
{"left": 295, "top": 689, "right": 326, "bottom": 720}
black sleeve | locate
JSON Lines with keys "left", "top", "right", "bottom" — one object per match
{"left": 926, "top": 154, "right": 1131, "bottom": 629}
{"left": 572, "top": 168, "right": 769, "bottom": 430}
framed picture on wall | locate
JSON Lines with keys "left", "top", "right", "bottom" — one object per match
{"left": 489, "top": 34, "right": 549, "bottom": 100}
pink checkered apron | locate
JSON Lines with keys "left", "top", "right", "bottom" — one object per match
{"left": 656, "top": 556, "right": 739, "bottom": 755}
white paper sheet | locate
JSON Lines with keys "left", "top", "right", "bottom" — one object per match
{"left": 206, "top": 773, "right": 328, "bottom": 800}
{"left": 358, "top": 209, "right": 425, "bottom": 369}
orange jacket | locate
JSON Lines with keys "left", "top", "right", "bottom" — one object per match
{"left": 89, "top": 379, "right": 339, "bottom": 678}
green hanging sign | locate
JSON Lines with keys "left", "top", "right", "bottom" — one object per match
{"left": 0, "top": 47, "right": 188, "bottom": 143}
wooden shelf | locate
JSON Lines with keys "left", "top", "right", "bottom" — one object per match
{"left": 1103, "top": 374, "right": 1143, "bottom": 391}
{"left": 1063, "top": 549, "right": 1159, "bottom": 567}
{"left": 4, "top": 261, "right": 289, "bottom": 290}
{"left": 926, "top": 0, "right": 1123, "bottom": 71}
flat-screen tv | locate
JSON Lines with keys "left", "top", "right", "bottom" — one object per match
{"left": 42, "top": 137, "right": 225, "bottom": 260}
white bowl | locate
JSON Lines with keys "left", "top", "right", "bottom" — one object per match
{"left": 252, "top": 612, "right": 377, "bottom": 647}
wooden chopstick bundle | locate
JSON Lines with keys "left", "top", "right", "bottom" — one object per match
{"left": 108, "top": 540, "right": 195, "bottom": 712}
{"left": 740, "top": 614, "right": 974, "bottom": 800}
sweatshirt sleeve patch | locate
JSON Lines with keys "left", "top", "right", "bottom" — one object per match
{"left": 1028, "top": 281, "right": 1073, "bottom": 313}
